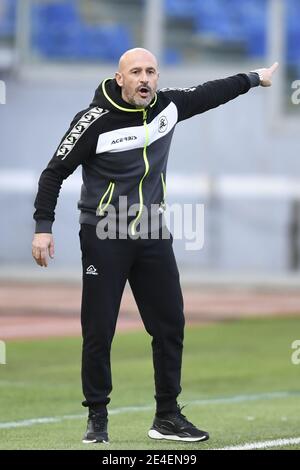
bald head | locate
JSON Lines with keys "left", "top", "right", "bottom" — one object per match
{"left": 118, "top": 48, "right": 159, "bottom": 73}
{"left": 115, "top": 48, "right": 159, "bottom": 108}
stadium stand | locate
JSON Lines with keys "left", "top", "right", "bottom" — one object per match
{"left": 0, "top": 0, "right": 299, "bottom": 64}
{"left": 31, "top": 0, "right": 133, "bottom": 61}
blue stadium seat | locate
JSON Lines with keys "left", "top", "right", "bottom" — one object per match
{"left": 287, "top": 30, "right": 300, "bottom": 64}
{"left": 78, "top": 25, "right": 132, "bottom": 61}
{"left": 3, "top": 0, "right": 300, "bottom": 64}
{"left": 194, "top": 0, "right": 227, "bottom": 34}
{"left": 164, "top": 48, "right": 182, "bottom": 64}
{"left": 166, "top": 0, "right": 299, "bottom": 61}
{"left": 31, "top": 1, "right": 133, "bottom": 61}
{"left": 192, "top": 0, "right": 268, "bottom": 56}
{"left": 237, "top": 0, "right": 267, "bottom": 57}
{"left": 194, "top": 0, "right": 246, "bottom": 43}
{"left": 286, "top": 0, "right": 300, "bottom": 64}
{"left": 165, "top": 0, "right": 198, "bottom": 20}
{"left": 0, "top": 0, "right": 17, "bottom": 38}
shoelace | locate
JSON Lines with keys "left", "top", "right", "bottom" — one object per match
{"left": 173, "top": 405, "right": 195, "bottom": 428}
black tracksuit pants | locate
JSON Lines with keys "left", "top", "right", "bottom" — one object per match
{"left": 79, "top": 223, "right": 185, "bottom": 415}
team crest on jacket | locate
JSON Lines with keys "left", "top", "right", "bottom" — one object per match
{"left": 56, "top": 107, "right": 109, "bottom": 159}
{"left": 158, "top": 116, "right": 168, "bottom": 133}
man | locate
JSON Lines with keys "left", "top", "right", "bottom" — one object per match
{"left": 32, "top": 48, "right": 278, "bottom": 444}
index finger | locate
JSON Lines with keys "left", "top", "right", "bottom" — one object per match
{"left": 270, "top": 62, "right": 279, "bottom": 73}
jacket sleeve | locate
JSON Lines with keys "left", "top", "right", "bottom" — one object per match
{"left": 33, "top": 107, "right": 104, "bottom": 233}
{"left": 160, "top": 72, "right": 260, "bottom": 122}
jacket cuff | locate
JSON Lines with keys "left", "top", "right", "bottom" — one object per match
{"left": 247, "top": 72, "right": 261, "bottom": 87}
{"left": 35, "top": 220, "right": 53, "bottom": 233}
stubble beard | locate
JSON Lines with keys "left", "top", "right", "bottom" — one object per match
{"left": 129, "top": 93, "right": 153, "bottom": 108}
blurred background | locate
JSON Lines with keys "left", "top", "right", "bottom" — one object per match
{"left": 0, "top": 0, "right": 299, "bottom": 282}
{"left": 0, "top": 0, "right": 300, "bottom": 451}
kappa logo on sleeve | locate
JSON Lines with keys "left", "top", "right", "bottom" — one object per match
{"left": 56, "top": 107, "right": 109, "bottom": 160}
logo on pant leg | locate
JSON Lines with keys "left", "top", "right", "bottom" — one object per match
{"left": 86, "top": 265, "right": 98, "bottom": 275}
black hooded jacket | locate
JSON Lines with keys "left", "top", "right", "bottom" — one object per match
{"left": 33, "top": 72, "right": 259, "bottom": 235}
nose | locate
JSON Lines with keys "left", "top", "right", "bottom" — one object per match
{"left": 139, "top": 71, "right": 148, "bottom": 83}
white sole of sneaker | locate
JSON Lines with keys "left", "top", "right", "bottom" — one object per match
{"left": 82, "top": 439, "right": 109, "bottom": 444}
{"left": 148, "top": 429, "right": 208, "bottom": 442}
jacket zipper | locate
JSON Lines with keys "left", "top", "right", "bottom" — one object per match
{"left": 97, "top": 180, "right": 115, "bottom": 216}
{"left": 101, "top": 79, "right": 158, "bottom": 236}
{"left": 130, "top": 108, "right": 150, "bottom": 236}
{"left": 158, "top": 172, "right": 167, "bottom": 213}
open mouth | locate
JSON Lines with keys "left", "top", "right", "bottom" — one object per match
{"left": 138, "top": 87, "right": 150, "bottom": 98}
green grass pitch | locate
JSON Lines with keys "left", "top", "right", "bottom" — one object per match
{"left": 0, "top": 317, "right": 300, "bottom": 450}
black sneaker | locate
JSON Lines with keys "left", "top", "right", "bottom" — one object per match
{"left": 148, "top": 405, "right": 209, "bottom": 442}
{"left": 82, "top": 410, "right": 109, "bottom": 444}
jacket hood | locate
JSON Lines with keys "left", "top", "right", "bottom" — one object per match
{"left": 90, "top": 78, "right": 157, "bottom": 112}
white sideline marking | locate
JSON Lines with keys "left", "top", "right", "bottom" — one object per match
{"left": 0, "top": 414, "right": 86, "bottom": 429}
{"left": 216, "top": 437, "right": 300, "bottom": 450}
{"left": 186, "top": 391, "right": 295, "bottom": 405}
{"left": 0, "top": 391, "right": 298, "bottom": 430}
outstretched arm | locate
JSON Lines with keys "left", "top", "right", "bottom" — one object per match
{"left": 160, "top": 62, "right": 279, "bottom": 122}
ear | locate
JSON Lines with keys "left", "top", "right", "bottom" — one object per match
{"left": 115, "top": 72, "right": 123, "bottom": 87}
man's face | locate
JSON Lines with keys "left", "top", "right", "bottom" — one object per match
{"left": 115, "top": 50, "right": 159, "bottom": 108}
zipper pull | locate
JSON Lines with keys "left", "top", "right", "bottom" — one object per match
{"left": 158, "top": 202, "right": 166, "bottom": 214}
{"left": 143, "top": 109, "right": 147, "bottom": 121}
